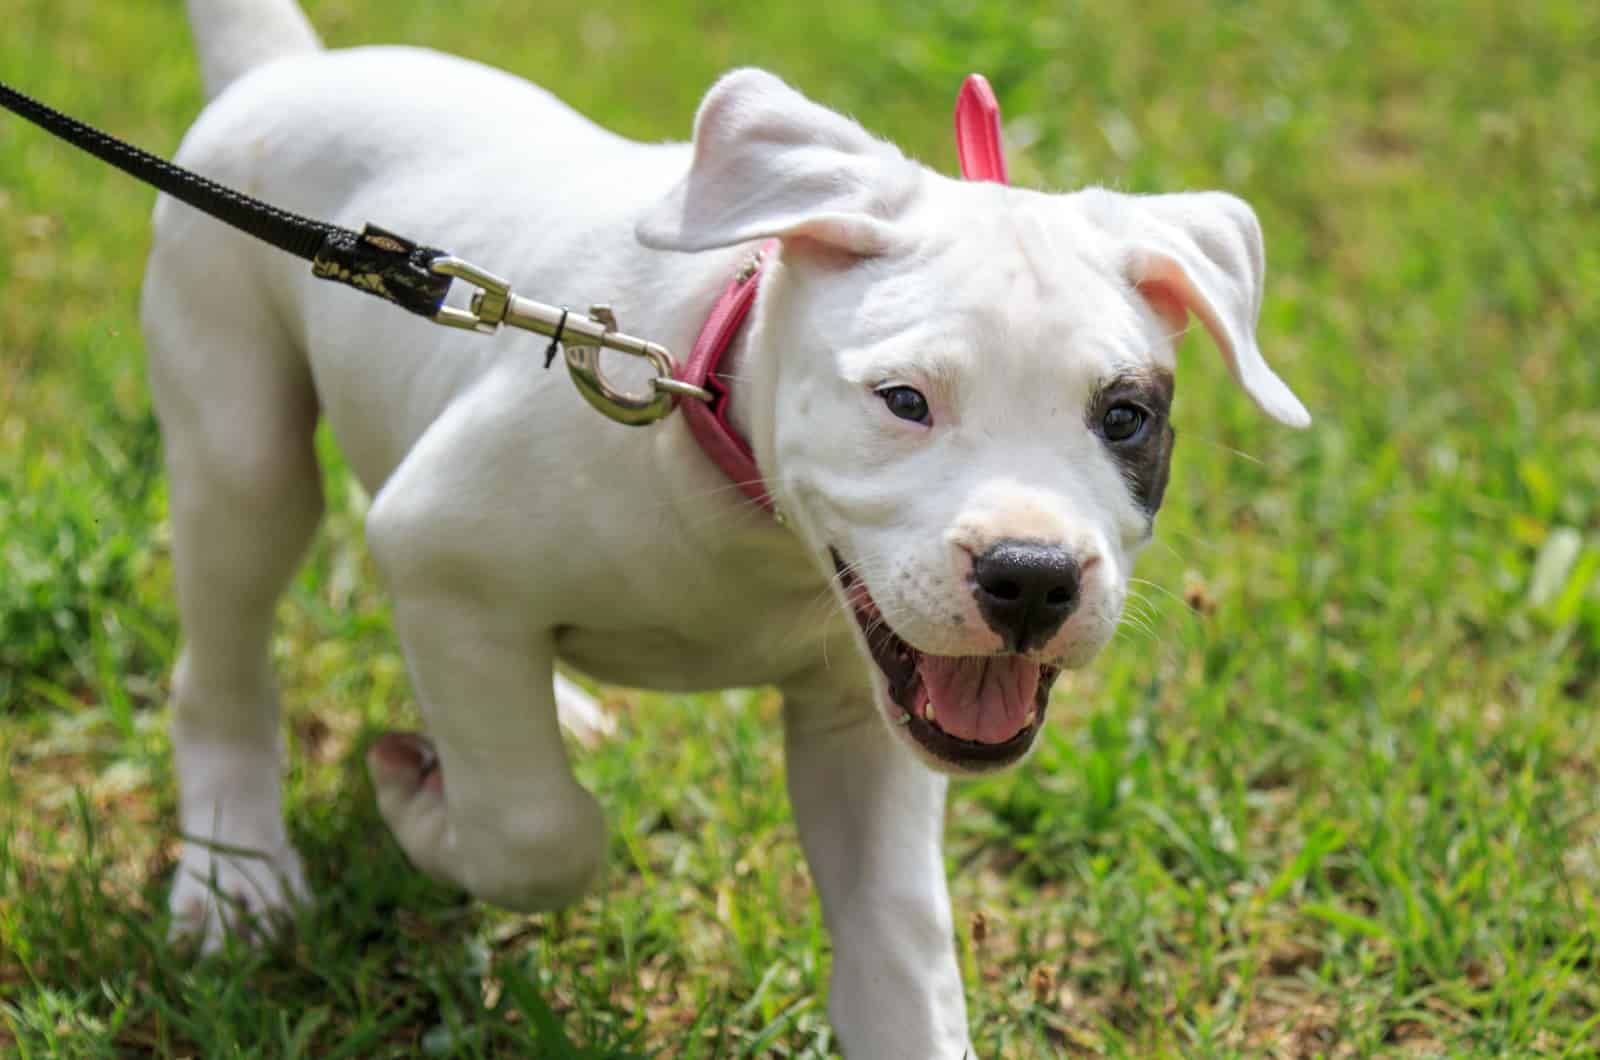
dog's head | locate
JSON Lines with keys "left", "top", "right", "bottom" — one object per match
{"left": 640, "top": 70, "right": 1309, "bottom": 774}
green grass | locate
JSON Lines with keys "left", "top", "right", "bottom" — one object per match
{"left": 3, "top": 0, "right": 1598, "bottom": 1055}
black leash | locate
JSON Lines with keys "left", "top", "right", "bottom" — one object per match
{"left": 1, "top": 76, "right": 464, "bottom": 317}
{"left": 0, "top": 78, "right": 452, "bottom": 317}
{"left": 0, "top": 77, "right": 706, "bottom": 425}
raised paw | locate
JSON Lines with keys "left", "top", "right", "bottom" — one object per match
{"left": 364, "top": 727, "right": 607, "bottom": 910}
{"left": 366, "top": 730, "right": 455, "bottom": 885}
{"left": 367, "top": 730, "right": 444, "bottom": 796}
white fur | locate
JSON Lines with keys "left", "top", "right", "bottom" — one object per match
{"left": 148, "top": 6, "right": 1307, "bottom": 1054}
{"left": 185, "top": 0, "right": 320, "bottom": 99}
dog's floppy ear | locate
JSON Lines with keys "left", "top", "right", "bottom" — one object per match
{"left": 1085, "top": 189, "right": 1310, "bottom": 428}
{"left": 637, "top": 69, "right": 920, "bottom": 256}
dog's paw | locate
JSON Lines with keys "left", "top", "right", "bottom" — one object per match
{"left": 367, "top": 731, "right": 454, "bottom": 883}
{"left": 367, "top": 730, "right": 444, "bottom": 798}
{"left": 366, "top": 729, "right": 608, "bottom": 910}
{"left": 168, "top": 839, "right": 308, "bottom": 953}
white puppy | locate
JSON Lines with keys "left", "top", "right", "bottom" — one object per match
{"left": 149, "top": 1, "right": 1308, "bottom": 1054}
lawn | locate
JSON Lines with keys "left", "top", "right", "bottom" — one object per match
{"left": 3, "top": 0, "right": 1598, "bottom": 1056}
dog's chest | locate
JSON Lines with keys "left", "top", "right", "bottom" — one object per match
{"left": 555, "top": 619, "right": 827, "bottom": 692}
{"left": 550, "top": 530, "right": 854, "bottom": 693}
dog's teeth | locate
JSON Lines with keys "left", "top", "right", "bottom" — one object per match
{"left": 1023, "top": 708, "right": 1037, "bottom": 727}
{"left": 922, "top": 700, "right": 935, "bottom": 722}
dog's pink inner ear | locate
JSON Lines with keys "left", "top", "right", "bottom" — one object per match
{"left": 1133, "top": 274, "right": 1190, "bottom": 339}
{"left": 1132, "top": 251, "right": 1246, "bottom": 359}
{"left": 780, "top": 215, "right": 900, "bottom": 261}
{"left": 1125, "top": 241, "right": 1310, "bottom": 429}
{"left": 1128, "top": 251, "right": 1220, "bottom": 362}
{"left": 780, "top": 226, "right": 879, "bottom": 268}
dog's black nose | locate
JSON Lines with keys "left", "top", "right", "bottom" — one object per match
{"left": 972, "top": 541, "right": 1081, "bottom": 653}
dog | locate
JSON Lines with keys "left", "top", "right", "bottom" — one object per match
{"left": 147, "top": 1, "right": 1309, "bottom": 1054}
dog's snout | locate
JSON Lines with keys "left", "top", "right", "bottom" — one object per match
{"left": 972, "top": 541, "right": 1081, "bottom": 653}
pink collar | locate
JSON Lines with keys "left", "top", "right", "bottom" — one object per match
{"left": 677, "top": 239, "right": 780, "bottom": 512}
{"left": 676, "top": 74, "right": 1008, "bottom": 513}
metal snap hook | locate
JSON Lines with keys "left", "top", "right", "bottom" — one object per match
{"left": 560, "top": 305, "right": 711, "bottom": 426}
{"left": 427, "top": 256, "right": 710, "bottom": 427}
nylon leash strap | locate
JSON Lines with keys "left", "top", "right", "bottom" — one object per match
{"left": 0, "top": 79, "right": 452, "bottom": 317}
{"left": 0, "top": 77, "right": 695, "bottom": 424}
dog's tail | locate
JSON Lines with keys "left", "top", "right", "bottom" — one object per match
{"left": 187, "top": 0, "right": 321, "bottom": 101}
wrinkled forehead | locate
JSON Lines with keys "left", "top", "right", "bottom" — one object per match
{"left": 840, "top": 183, "right": 1176, "bottom": 388}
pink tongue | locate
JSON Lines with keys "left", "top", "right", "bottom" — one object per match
{"left": 916, "top": 655, "right": 1040, "bottom": 744}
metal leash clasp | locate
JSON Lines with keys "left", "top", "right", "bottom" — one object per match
{"left": 428, "top": 256, "right": 710, "bottom": 426}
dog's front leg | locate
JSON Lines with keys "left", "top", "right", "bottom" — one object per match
{"left": 363, "top": 584, "right": 608, "bottom": 909}
{"left": 364, "top": 589, "right": 607, "bottom": 910}
{"left": 361, "top": 452, "right": 607, "bottom": 909}
{"left": 782, "top": 673, "right": 973, "bottom": 1059}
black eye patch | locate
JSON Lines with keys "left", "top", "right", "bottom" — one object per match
{"left": 1087, "top": 369, "right": 1176, "bottom": 517}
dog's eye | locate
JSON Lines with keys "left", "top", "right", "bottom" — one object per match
{"left": 878, "top": 385, "right": 930, "bottom": 424}
{"left": 1102, "top": 403, "right": 1146, "bottom": 442}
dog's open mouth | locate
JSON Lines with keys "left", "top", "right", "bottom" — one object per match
{"left": 832, "top": 550, "right": 1058, "bottom": 768}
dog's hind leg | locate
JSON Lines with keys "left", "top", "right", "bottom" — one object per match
{"left": 143, "top": 231, "right": 322, "bottom": 950}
